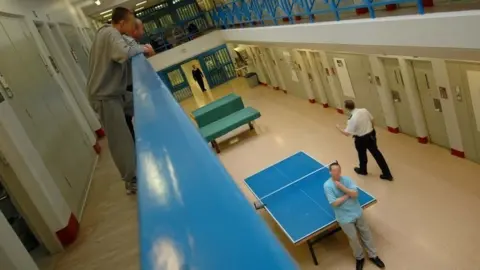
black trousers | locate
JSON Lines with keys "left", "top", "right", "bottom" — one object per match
{"left": 354, "top": 130, "right": 391, "bottom": 176}
{"left": 196, "top": 78, "right": 206, "bottom": 92}
{"left": 125, "top": 85, "right": 135, "bottom": 140}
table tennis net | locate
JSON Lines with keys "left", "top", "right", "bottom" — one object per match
{"left": 259, "top": 165, "right": 330, "bottom": 202}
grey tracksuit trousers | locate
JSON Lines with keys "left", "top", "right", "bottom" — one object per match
{"left": 92, "top": 98, "right": 136, "bottom": 183}
{"left": 339, "top": 214, "right": 377, "bottom": 260}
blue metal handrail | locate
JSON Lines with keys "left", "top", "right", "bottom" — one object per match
{"left": 132, "top": 55, "right": 298, "bottom": 270}
{"left": 209, "top": 0, "right": 425, "bottom": 28}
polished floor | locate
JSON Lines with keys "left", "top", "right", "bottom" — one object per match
{"left": 46, "top": 78, "right": 480, "bottom": 270}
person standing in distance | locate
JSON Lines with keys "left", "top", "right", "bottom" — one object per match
{"left": 336, "top": 100, "right": 393, "bottom": 181}
{"left": 324, "top": 162, "right": 385, "bottom": 270}
{"left": 192, "top": 65, "right": 207, "bottom": 92}
{"left": 87, "top": 7, "right": 154, "bottom": 195}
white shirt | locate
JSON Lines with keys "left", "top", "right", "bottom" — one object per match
{"left": 344, "top": 108, "right": 374, "bottom": 136}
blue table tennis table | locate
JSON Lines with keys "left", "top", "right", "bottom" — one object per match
{"left": 245, "top": 151, "right": 377, "bottom": 265}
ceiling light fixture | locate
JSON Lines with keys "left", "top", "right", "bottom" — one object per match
{"left": 95, "top": 0, "right": 101, "bottom": 5}
{"left": 103, "top": 13, "right": 112, "bottom": 18}
{"left": 135, "top": 6, "right": 145, "bottom": 11}
{"left": 136, "top": 1, "right": 147, "bottom": 6}
{"left": 100, "top": 9, "right": 112, "bottom": 15}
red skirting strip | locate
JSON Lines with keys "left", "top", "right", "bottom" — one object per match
{"left": 322, "top": 103, "right": 329, "bottom": 108}
{"left": 56, "top": 214, "right": 79, "bottom": 247}
{"left": 283, "top": 90, "right": 287, "bottom": 94}
{"left": 336, "top": 108, "right": 344, "bottom": 114}
{"left": 259, "top": 82, "right": 267, "bottom": 86}
{"left": 282, "top": 17, "right": 289, "bottom": 22}
{"left": 309, "top": 99, "right": 316, "bottom": 104}
{"left": 294, "top": 15, "right": 302, "bottom": 21}
{"left": 387, "top": 126, "right": 399, "bottom": 134}
{"left": 95, "top": 128, "right": 105, "bottom": 138}
{"left": 451, "top": 149, "right": 465, "bottom": 158}
{"left": 273, "top": 86, "right": 280, "bottom": 90}
{"left": 417, "top": 136, "right": 428, "bottom": 144}
{"left": 386, "top": 4, "right": 397, "bottom": 10}
{"left": 356, "top": 7, "right": 369, "bottom": 15}
{"left": 423, "top": 0, "right": 434, "bottom": 7}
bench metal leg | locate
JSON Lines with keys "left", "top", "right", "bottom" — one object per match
{"left": 307, "top": 240, "right": 318, "bottom": 265}
{"left": 248, "top": 122, "right": 254, "bottom": 130}
{"left": 211, "top": 140, "right": 220, "bottom": 153}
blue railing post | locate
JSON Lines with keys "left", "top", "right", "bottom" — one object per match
{"left": 417, "top": 0, "right": 425, "bottom": 14}
{"left": 328, "top": 0, "right": 340, "bottom": 21}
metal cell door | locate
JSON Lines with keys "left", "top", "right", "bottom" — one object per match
{"left": 383, "top": 58, "right": 417, "bottom": 137}
{"left": 0, "top": 16, "right": 95, "bottom": 217}
{"left": 330, "top": 54, "right": 386, "bottom": 127}
{"left": 203, "top": 54, "right": 225, "bottom": 88}
{"left": 60, "top": 24, "right": 89, "bottom": 76}
{"left": 313, "top": 52, "right": 335, "bottom": 107}
{"left": 411, "top": 61, "right": 449, "bottom": 148}
{"left": 446, "top": 62, "right": 480, "bottom": 162}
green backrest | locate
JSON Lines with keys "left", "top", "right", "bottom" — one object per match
{"left": 192, "top": 94, "right": 245, "bottom": 127}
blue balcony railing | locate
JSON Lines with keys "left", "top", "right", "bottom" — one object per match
{"left": 132, "top": 54, "right": 298, "bottom": 270}
{"left": 208, "top": 0, "right": 425, "bottom": 28}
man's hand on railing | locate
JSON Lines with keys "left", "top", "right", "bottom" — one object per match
{"left": 143, "top": 44, "right": 155, "bottom": 57}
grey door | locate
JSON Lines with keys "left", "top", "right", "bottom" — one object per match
{"left": 60, "top": 24, "right": 90, "bottom": 76}
{"left": 0, "top": 16, "right": 95, "bottom": 217}
{"left": 446, "top": 62, "right": 480, "bottom": 163}
{"left": 411, "top": 61, "right": 449, "bottom": 148}
{"left": 313, "top": 52, "right": 335, "bottom": 107}
{"left": 383, "top": 58, "right": 417, "bottom": 137}
{"left": 328, "top": 53, "right": 385, "bottom": 127}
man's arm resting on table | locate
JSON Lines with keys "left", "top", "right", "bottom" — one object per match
{"left": 331, "top": 194, "right": 350, "bottom": 207}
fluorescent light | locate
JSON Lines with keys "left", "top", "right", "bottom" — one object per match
{"left": 135, "top": 7, "right": 145, "bottom": 11}
{"left": 95, "top": 0, "right": 101, "bottom": 5}
{"left": 103, "top": 13, "right": 112, "bottom": 18}
{"left": 136, "top": 1, "right": 147, "bottom": 6}
{"left": 100, "top": 9, "right": 112, "bottom": 15}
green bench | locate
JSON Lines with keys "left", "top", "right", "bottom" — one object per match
{"left": 192, "top": 94, "right": 261, "bottom": 153}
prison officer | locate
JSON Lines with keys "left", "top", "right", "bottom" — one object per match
{"left": 336, "top": 100, "right": 393, "bottom": 181}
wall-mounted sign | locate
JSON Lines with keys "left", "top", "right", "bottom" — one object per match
{"left": 375, "top": 76, "right": 381, "bottom": 86}
{"left": 439, "top": 86, "right": 448, "bottom": 99}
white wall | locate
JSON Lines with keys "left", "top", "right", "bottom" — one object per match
{"left": 221, "top": 11, "right": 480, "bottom": 51}
{"left": 149, "top": 31, "right": 225, "bottom": 71}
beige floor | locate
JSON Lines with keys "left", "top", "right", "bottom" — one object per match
{"left": 47, "top": 78, "right": 480, "bottom": 270}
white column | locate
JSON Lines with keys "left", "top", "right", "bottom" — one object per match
{"left": 292, "top": 50, "right": 315, "bottom": 102}
{"left": 306, "top": 51, "right": 328, "bottom": 106}
{"left": 369, "top": 56, "right": 399, "bottom": 132}
{"left": 431, "top": 59, "right": 464, "bottom": 153}
{"left": 267, "top": 48, "right": 287, "bottom": 91}
{"left": 0, "top": 211, "right": 38, "bottom": 270}
{"left": 398, "top": 58, "right": 429, "bottom": 140}
{"left": 0, "top": 101, "right": 76, "bottom": 253}
{"left": 318, "top": 51, "right": 342, "bottom": 111}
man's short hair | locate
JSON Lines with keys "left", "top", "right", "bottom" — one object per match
{"left": 329, "top": 162, "right": 340, "bottom": 171}
{"left": 344, "top": 100, "right": 355, "bottom": 111}
{"left": 112, "top": 7, "right": 132, "bottom": 24}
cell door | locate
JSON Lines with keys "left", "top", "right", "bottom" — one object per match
{"left": 411, "top": 61, "right": 449, "bottom": 148}
{"left": 203, "top": 54, "right": 225, "bottom": 88}
{"left": 446, "top": 62, "right": 480, "bottom": 162}
{"left": 330, "top": 54, "right": 386, "bottom": 127}
{"left": 313, "top": 52, "right": 335, "bottom": 107}
{"left": 0, "top": 17, "right": 95, "bottom": 217}
{"left": 60, "top": 24, "right": 89, "bottom": 76}
{"left": 383, "top": 58, "right": 417, "bottom": 137}
{"left": 300, "top": 51, "right": 320, "bottom": 101}
{"left": 166, "top": 68, "right": 193, "bottom": 101}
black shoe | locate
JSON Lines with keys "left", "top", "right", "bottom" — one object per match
{"left": 369, "top": 256, "right": 385, "bottom": 268}
{"left": 356, "top": 258, "right": 365, "bottom": 270}
{"left": 354, "top": 167, "right": 368, "bottom": 176}
{"left": 380, "top": 174, "right": 393, "bottom": 181}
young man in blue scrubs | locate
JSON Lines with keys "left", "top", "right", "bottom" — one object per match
{"left": 324, "top": 162, "right": 385, "bottom": 270}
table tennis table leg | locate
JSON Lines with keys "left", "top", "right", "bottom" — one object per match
{"left": 307, "top": 240, "right": 318, "bottom": 265}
